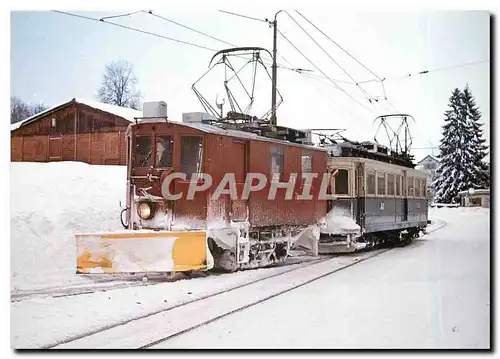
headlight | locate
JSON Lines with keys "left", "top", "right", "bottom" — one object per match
{"left": 137, "top": 201, "right": 155, "bottom": 220}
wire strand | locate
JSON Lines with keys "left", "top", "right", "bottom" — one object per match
{"left": 278, "top": 29, "right": 375, "bottom": 113}
{"left": 357, "top": 60, "right": 490, "bottom": 84}
{"left": 283, "top": 11, "right": 375, "bottom": 103}
{"left": 218, "top": 10, "right": 267, "bottom": 23}
{"left": 52, "top": 10, "right": 218, "bottom": 52}
{"left": 145, "top": 10, "right": 237, "bottom": 48}
{"left": 99, "top": 11, "right": 143, "bottom": 21}
{"left": 295, "top": 10, "right": 383, "bottom": 81}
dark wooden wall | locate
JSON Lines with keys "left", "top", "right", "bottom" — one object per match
{"left": 11, "top": 102, "right": 130, "bottom": 165}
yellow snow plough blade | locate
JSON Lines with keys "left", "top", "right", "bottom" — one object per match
{"left": 75, "top": 230, "right": 212, "bottom": 274}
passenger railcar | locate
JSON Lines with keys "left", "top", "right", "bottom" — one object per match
{"left": 322, "top": 142, "right": 428, "bottom": 253}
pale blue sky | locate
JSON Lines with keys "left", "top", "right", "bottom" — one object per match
{"left": 10, "top": 10, "right": 490, "bottom": 161}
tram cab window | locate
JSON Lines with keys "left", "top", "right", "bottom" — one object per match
{"left": 181, "top": 136, "right": 203, "bottom": 178}
{"left": 366, "top": 171, "right": 376, "bottom": 196}
{"left": 134, "top": 136, "right": 152, "bottom": 167}
{"left": 156, "top": 135, "right": 173, "bottom": 168}
{"left": 377, "top": 172, "right": 386, "bottom": 196}
{"left": 271, "top": 146, "right": 284, "bottom": 180}
{"left": 333, "top": 169, "right": 349, "bottom": 195}
{"left": 415, "top": 178, "right": 421, "bottom": 197}
{"left": 301, "top": 153, "right": 312, "bottom": 173}
{"left": 396, "top": 175, "right": 402, "bottom": 196}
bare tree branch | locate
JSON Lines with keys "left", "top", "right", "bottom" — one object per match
{"left": 11, "top": 96, "right": 49, "bottom": 124}
{"left": 97, "top": 61, "right": 142, "bottom": 110}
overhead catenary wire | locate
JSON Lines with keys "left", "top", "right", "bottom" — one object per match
{"left": 57, "top": 9, "right": 390, "bottom": 120}
{"left": 144, "top": 10, "right": 237, "bottom": 48}
{"left": 99, "top": 11, "right": 143, "bottom": 21}
{"left": 283, "top": 10, "right": 376, "bottom": 103}
{"left": 218, "top": 10, "right": 268, "bottom": 23}
{"left": 53, "top": 10, "right": 285, "bottom": 70}
{"left": 357, "top": 60, "right": 490, "bottom": 84}
{"left": 277, "top": 29, "right": 376, "bottom": 114}
{"left": 295, "top": 10, "right": 383, "bottom": 81}
{"left": 135, "top": 10, "right": 307, "bottom": 73}
{"left": 52, "top": 10, "right": 219, "bottom": 52}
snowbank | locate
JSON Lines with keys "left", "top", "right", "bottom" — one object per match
{"left": 11, "top": 162, "right": 127, "bottom": 292}
{"left": 320, "top": 207, "right": 360, "bottom": 235}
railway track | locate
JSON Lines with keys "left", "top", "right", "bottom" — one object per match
{"left": 36, "top": 218, "right": 446, "bottom": 349}
{"left": 146, "top": 218, "right": 448, "bottom": 350}
{"left": 11, "top": 254, "right": 322, "bottom": 303}
{"left": 40, "top": 255, "right": 329, "bottom": 349}
{"left": 11, "top": 279, "right": 155, "bottom": 302}
{"left": 48, "top": 248, "right": 390, "bottom": 349}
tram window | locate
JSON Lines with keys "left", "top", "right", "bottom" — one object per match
{"left": 407, "top": 177, "right": 414, "bottom": 196}
{"left": 415, "top": 178, "right": 421, "bottom": 197}
{"left": 301, "top": 153, "right": 313, "bottom": 173}
{"left": 156, "top": 136, "right": 173, "bottom": 168}
{"left": 271, "top": 146, "right": 284, "bottom": 180}
{"left": 334, "top": 169, "right": 349, "bottom": 195}
{"left": 377, "top": 172, "right": 386, "bottom": 196}
{"left": 134, "top": 136, "right": 152, "bottom": 167}
{"left": 422, "top": 180, "right": 427, "bottom": 198}
{"left": 396, "top": 175, "right": 402, "bottom": 196}
{"left": 181, "top": 136, "right": 203, "bottom": 178}
{"left": 366, "top": 171, "right": 376, "bottom": 195}
{"left": 387, "top": 173, "right": 395, "bottom": 196}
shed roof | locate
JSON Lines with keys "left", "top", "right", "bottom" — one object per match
{"left": 11, "top": 98, "right": 142, "bottom": 131}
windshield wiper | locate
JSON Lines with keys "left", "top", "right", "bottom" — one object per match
{"left": 140, "top": 150, "right": 153, "bottom": 167}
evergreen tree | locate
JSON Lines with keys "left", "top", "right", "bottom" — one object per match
{"left": 433, "top": 88, "right": 477, "bottom": 203}
{"left": 462, "top": 84, "right": 489, "bottom": 188}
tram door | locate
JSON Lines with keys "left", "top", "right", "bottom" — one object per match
{"left": 355, "top": 162, "right": 365, "bottom": 228}
{"left": 403, "top": 171, "right": 409, "bottom": 222}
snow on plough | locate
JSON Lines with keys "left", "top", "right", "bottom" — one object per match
{"left": 75, "top": 106, "right": 428, "bottom": 275}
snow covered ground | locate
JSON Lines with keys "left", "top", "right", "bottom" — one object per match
{"left": 154, "top": 206, "right": 490, "bottom": 349}
{"left": 10, "top": 162, "right": 490, "bottom": 349}
{"left": 10, "top": 162, "right": 126, "bottom": 292}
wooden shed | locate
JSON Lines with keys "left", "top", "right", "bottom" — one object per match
{"left": 11, "top": 98, "right": 141, "bottom": 165}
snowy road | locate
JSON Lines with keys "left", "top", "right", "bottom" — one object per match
{"left": 148, "top": 208, "right": 490, "bottom": 349}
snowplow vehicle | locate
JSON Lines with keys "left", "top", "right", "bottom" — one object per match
{"left": 75, "top": 107, "right": 429, "bottom": 275}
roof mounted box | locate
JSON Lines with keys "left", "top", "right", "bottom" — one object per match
{"left": 182, "top": 112, "right": 217, "bottom": 123}
{"left": 143, "top": 101, "right": 168, "bottom": 120}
